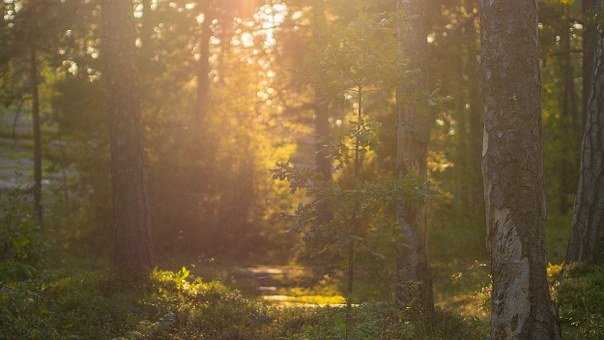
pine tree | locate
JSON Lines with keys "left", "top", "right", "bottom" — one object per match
{"left": 481, "top": 1, "right": 561, "bottom": 338}
{"left": 567, "top": 1, "right": 604, "bottom": 264}
{"left": 101, "top": 0, "right": 153, "bottom": 277}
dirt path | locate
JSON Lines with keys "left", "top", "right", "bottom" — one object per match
{"left": 197, "top": 264, "right": 345, "bottom": 307}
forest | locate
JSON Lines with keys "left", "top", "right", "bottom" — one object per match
{"left": 1, "top": 0, "right": 603, "bottom": 339}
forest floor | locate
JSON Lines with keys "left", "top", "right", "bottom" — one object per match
{"left": 162, "top": 257, "right": 491, "bottom": 321}
{"left": 231, "top": 265, "right": 346, "bottom": 307}
{"left": 0, "top": 136, "right": 34, "bottom": 189}
{"left": 160, "top": 259, "right": 348, "bottom": 307}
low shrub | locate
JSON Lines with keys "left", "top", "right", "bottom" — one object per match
{"left": 557, "top": 264, "right": 604, "bottom": 339}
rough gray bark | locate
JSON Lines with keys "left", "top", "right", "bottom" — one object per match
{"left": 30, "top": 45, "right": 43, "bottom": 229}
{"left": 394, "top": 0, "right": 434, "bottom": 317}
{"left": 101, "top": 0, "right": 153, "bottom": 277}
{"left": 567, "top": 3, "right": 604, "bottom": 263}
{"left": 481, "top": 1, "right": 561, "bottom": 338}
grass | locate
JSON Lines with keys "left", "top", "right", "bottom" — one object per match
{"left": 433, "top": 260, "right": 490, "bottom": 322}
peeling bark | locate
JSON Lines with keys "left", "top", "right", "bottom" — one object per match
{"left": 481, "top": 1, "right": 560, "bottom": 339}
{"left": 567, "top": 3, "right": 604, "bottom": 264}
{"left": 394, "top": 0, "right": 434, "bottom": 318}
{"left": 101, "top": 0, "right": 153, "bottom": 278}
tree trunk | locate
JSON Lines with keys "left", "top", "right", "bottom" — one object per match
{"left": 184, "top": 0, "right": 213, "bottom": 253}
{"left": 558, "top": 8, "right": 580, "bottom": 215}
{"left": 567, "top": 3, "right": 604, "bottom": 264}
{"left": 195, "top": 0, "right": 212, "bottom": 129}
{"left": 481, "top": 1, "right": 561, "bottom": 338}
{"left": 394, "top": 0, "right": 434, "bottom": 318}
{"left": 30, "top": 46, "right": 43, "bottom": 229}
{"left": 141, "top": 0, "right": 152, "bottom": 53}
{"left": 584, "top": 0, "right": 596, "bottom": 128}
{"left": 465, "top": 1, "right": 485, "bottom": 222}
{"left": 101, "top": 0, "right": 153, "bottom": 278}
{"left": 312, "top": 1, "right": 332, "bottom": 224}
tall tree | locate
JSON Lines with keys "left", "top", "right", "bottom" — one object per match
{"left": 101, "top": 0, "right": 152, "bottom": 277}
{"left": 557, "top": 5, "right": 580, "bottom": 214}
{"left": 567, "top": 1, "right": 604, "bottom": 263}
{"left": 394, "top": 0, "right": 434, "bottom": 317}
{"left": 29, "top": 44, "right": 42, "bottom": 229}
{"left": 481, "top": 1, "right": 560, "bottom": 338}
{"left": 195, "top": 0, "right": 212, "bottom": 130}
{"left": 584, "top": 0, "right": 596, "bottom": 126}
{"left": 311, "top": 0, "right": 333, "bottom": 225}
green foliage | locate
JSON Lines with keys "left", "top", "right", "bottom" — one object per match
{"left": 0, "top": 266, "right": 270, "bottom": 340}
{"left": 269, "top": 304, "right": 486, "bottom": 340}
{"left": 0, "top": 268, "right": 143, "bottom": 339}
{"left": 0, "top": 187, "right": 44, "bottom": 281}
{"left": 144, "top": 268, "right": 272, "bottom": 339}
{"left": 0, "top": 0, "right": 599, "bottom": 339}
{"left": 0, "top": 263, "right": 491, "bottom": 340}
{"left": 557, "top": 265, "right": 604, "bottom": 339}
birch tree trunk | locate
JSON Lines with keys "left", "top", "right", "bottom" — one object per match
{"left": 394, "top": 0, "right": 434, "bottom": 317}
{"left": 567, "top": 2, "right": 604, "bottom": 263}
{"left": 101, "top": 0, "right": 153, "bottom": 278}
{"left": 481, "top": 1, "right": 561, "bottom": 338}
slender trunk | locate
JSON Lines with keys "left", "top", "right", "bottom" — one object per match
{"left": 184, "top": 1, "right": 213, "bottom": 253}
{"left": 30, "top": 46, "right": 43, "bottom": 230}
{"left": 314, "top": 89, "right": 331, "bottom": 224}
{"left": 465, "top": 2, "right": 485, "bottom": 221}
{"left": 455, "top": 55, "right": 470, "bottom": 218}
{"left": 481, "top": 1, "right": 561, "bottom": 338}
{"left": 559, "top": 8, "right": 580, "bottom": 214}
{"left": 141, "top": 0, "right": 152, "bottom": 53}
{"left": 312, "top": 1, "right": 332, "bottom": 224}
{"left": 315, "top": 99, "right": 331, "bottom": 182}
{"left": 467, "top": 57, "right": 485, "bottom": 220}
{"left": 394, "top": 0, "right": 434, "bottom": 318}
{"left": 101, "top": 0, "right": 153, "bottom": 278}
{"left": 567, "top": 2, "right": 604, "bottom": 264}
{"left": 345, "top": 86, "right": 363, "bottom": 340}
{"left": 584, "top": 0, "right": 596, "bottom": 128}
{"left": 196, "top": 0, "right": 212, "bottom": 128}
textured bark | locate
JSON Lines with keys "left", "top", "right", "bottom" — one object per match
{"left": 30, "top": 46, "right": 43, "bottom": 229}
{"left": 481, "top": 1, "right": 561, "bottom": 339}
{"left": 567, "top": 5, "right": 604, "bottom": 263}
{"left": 394, "top": 0, "right": 434, "bottom": 317}
{"left": 101, "top": 0, "right": 153, "bottom": 277}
